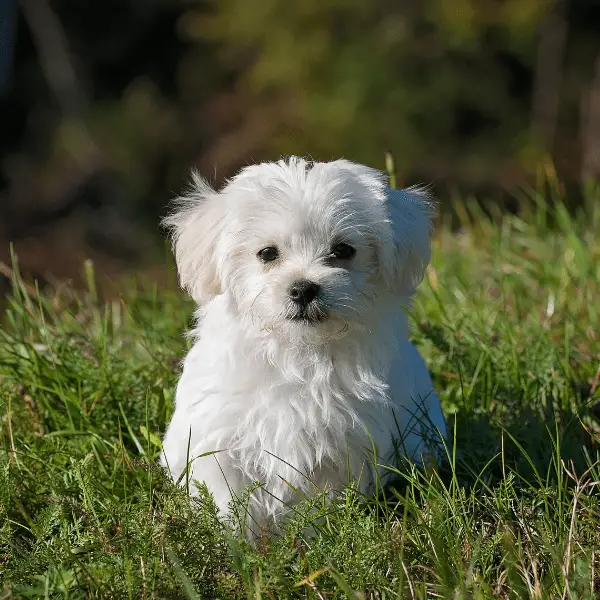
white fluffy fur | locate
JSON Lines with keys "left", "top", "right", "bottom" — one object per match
{"left": 160, "top": 157, "right": 446, "bottom": 531}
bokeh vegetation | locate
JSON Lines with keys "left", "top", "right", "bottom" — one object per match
{"left": 2, "top": 3, "right": 600, "bottom": 596}
{"left": 2, "top": 0, "right": 600, "bottom": 284}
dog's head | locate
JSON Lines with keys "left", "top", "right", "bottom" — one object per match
{"left": 164, "top": 158, "right": 434, "bottom": 343}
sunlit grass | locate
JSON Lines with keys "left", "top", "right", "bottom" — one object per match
{"left": 1, "top": 178, "right": 599, "bottom": 598}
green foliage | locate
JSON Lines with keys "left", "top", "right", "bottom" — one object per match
{"left": 1, "top": 183, "right": 600, "bottom": 597}
{"left": 182, "top": 0, "right": 549, "bottom": 180}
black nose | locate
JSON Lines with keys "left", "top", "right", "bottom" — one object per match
{"left": 288, "top": 280, "right": 320, "bottom": 306}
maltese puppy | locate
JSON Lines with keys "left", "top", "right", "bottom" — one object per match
{"left": 161, "top": 157, "right": 446, "bottom": 531}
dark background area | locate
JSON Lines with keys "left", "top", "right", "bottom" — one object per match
{"left": 1, "top": 0, "right": 599, "bottom": 292}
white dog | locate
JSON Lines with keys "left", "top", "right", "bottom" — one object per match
{"left": 161, "top": 157, "right": 446, "bottom": 532}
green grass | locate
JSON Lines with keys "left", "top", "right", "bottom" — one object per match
{"left": 1, "top": 178, "right": 600, "bottom": 599}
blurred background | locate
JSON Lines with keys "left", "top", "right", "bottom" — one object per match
{"left": 1, "top": 0, "right": 600, "bottom": 292}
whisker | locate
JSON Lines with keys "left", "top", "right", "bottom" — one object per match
{"left": 335, "top": 302, "right": 360, "bottom": 317}
{"left": 249, "top": 286, "right": 267, "bottom": 311}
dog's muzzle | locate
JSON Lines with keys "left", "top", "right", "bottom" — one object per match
{"left": 286, "top": 280, "right": 327, "bottom": 323}
{"left": 288, "top": 280, "right": 320, "bottom": 306}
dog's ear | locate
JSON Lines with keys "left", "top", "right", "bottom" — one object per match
{"left": 163, "top": 171, "right": 226, "bottom": 304}
{"left": 331, "top": 160, "right": 434, "bottom": 298}
{"left": 378, "top": 186, "right": 435, "bottom": 298}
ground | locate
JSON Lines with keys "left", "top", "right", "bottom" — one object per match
{"left": 1, "top": 177, "right": 599, "bottom": 599}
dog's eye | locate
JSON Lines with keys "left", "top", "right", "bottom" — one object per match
{"left": 257, "top": 246, "right": 279, "bottom": 262}
{"left": 330, "top": 243, "right": 356, "bottom": 260}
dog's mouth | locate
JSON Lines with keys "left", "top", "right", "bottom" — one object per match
{"left": 285, "top": 304, "right": 328, "bottom": 325}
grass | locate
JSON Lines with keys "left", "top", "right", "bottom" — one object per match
{"left": 1, "top": 174, "right": 600, "bottom": 598}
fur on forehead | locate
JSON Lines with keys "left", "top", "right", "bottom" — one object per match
{"left": 164, "top": 156, "right": 435, "bottom": 304}
{"left": 227, "top": 157, "right": 386, "bottom": 200}
{"left": 222, "top": 157, "right": 390, "bottom": 237}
